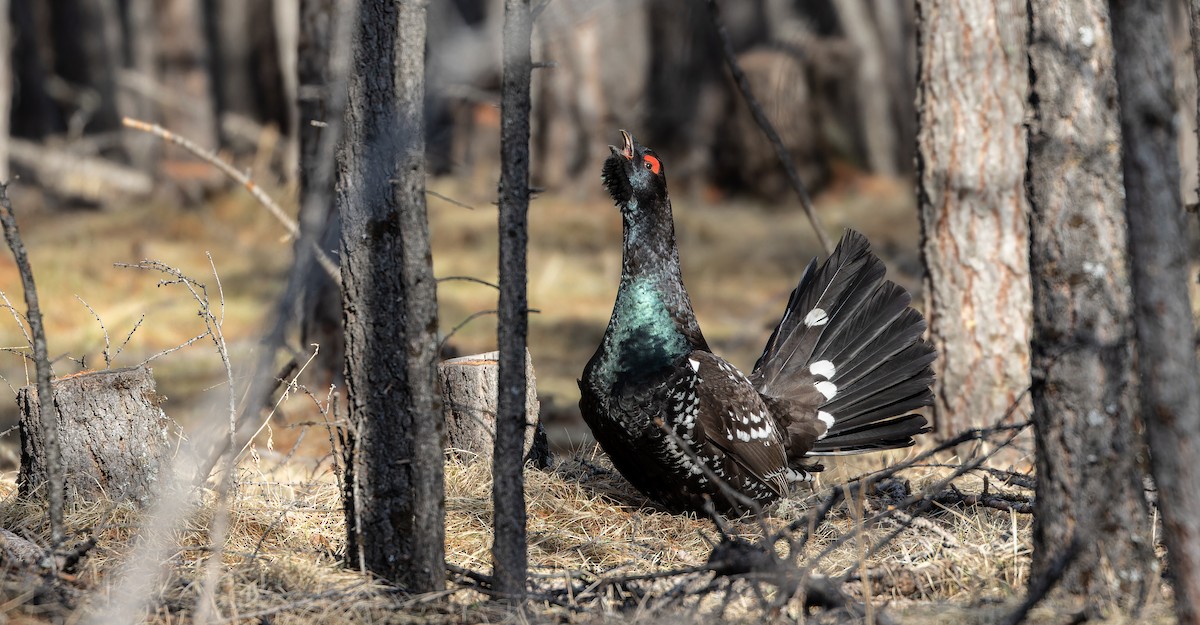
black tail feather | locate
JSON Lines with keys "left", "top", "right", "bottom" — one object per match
{"left": 810, "top": 414, "right": 930, "bottom": 455}
{"left": 752, "top": 230, "right": 935, "bottom": 456}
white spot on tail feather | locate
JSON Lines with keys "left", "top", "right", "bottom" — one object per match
{"left": 815, "top": 381, "right": 838, "bottom": 400}
{"left": 809, "top": 360, "right": 836, "bottom": 379}
{"left": 804, "top": 307, "right": 829, "bottom": 327}
{"left": 816, "top": 410, "right": 834, "bottom": 440}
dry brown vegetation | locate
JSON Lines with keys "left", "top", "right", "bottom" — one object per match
{"left": 0, "top": 442, "right": 1033, "bottom": 623}
{"left": 0, "top": 431, "right": 1171, "bottom": 624}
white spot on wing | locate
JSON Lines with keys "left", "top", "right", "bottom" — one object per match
{"left": 809, "top": 360, "right": 836, "bottom": 379}
{"left": 804, "top": 308, "right": 829, "bottom": 327}
{"left": 815, "top": 381, "right": 838, "bottom": 400}
{"left": 689, "top": 358, "right": 700, "bottom": 372}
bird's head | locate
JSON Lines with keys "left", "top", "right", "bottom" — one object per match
{"left": 602, "top": 130, "right": 667, "bottom": 212}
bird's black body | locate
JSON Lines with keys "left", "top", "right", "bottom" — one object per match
{"left": 580, "top": 131, "right": 935, "bottom": 514}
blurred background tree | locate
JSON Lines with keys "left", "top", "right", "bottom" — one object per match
{"left": 2, "top": 0, "right": 930, "bottom": 206}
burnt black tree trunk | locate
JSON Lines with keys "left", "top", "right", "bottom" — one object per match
{"left": 338, "top": 0, "right": 444, "bottom": 591}
{"left": 1026, "top": 0, "right": 1153, "bottom": 612}
{"left": 298, "top": 0, "right": 346, "bottom": 389}
{"left": 493, "top": 0, "right": 531, "bottom": 600}
{"left": 1110, "top": 1, "right": 1200, "bottom": 622}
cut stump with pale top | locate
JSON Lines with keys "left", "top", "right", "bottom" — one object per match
{"left": 439, "top": 350, "right": 549, "bottom": 467}
{"left": 18, "top": 366, "right": 174, "bottom": 508}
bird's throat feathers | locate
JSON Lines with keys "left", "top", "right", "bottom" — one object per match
{"left": 602, "top": 278, "right": 692, "bottom": 378}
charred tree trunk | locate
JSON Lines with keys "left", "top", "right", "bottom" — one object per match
{"left": 1026, "top": 0, "right": 1153, "bottom": 612}
{"left": 157, "top": 0, "right": 220, "bottom": 195}
{"left": 339, "top": 0, "right": 444, "bottom": 591}
{"left": 494, "top": 0, "right": 532, "bottom": 599}
{"left": 49, "top": 0, "right": 124, "bottom": 136}
{"left": 915, "top": 0, "right": 1032, "bottom": 438}
{"left": 1110, "top": 1, "right": 1200, "bottom": 622}
{"left": 0, "top": 0, "right": 10, "bottom": 182}
{"left": 116, "top": 0, "right": 163, "bottom": 170}
{"left": 11, "top": 1, "right": 56, "bottom": 140}
{"left": 298, "top": 0, "right": 345, "bottom": 389}
{"left": 210, "top": 0, "right": 257, "bottom": 120}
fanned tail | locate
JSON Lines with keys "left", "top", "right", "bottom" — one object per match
{"left": 750, "top": 230, "right": 934, "bottom": 456}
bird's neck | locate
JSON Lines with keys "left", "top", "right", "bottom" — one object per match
{"left": 605, "top": 197, "right": 706, "bottom": 366}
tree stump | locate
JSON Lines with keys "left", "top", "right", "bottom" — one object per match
{"left": 18, "top": 366, "right": 174, "bottom": 508}
{"left": 439, "top": 350, "right": 548, "bottom": 466}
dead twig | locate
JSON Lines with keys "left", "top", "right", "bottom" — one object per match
{"left": 120, "top": 117, "right": 341, "bottom": 285}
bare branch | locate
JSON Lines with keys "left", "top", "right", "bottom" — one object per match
{"left": 121, "top": 117, "right": 341, "bottom": 285}
{"left": 74, "top": 295, "right": 112, "bottom": 369}
{"left": 0, "top": 183, "right": 63, "bottom": 545}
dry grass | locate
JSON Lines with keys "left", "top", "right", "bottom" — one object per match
{"left": 0, "top": 431, "right": 1156, "bottom": 625}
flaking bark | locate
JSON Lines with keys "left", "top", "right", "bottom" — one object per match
{"left": 915, "top": 0, "right": 1033, "bottom": 439}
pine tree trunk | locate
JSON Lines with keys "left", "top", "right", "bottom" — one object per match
{"left": 1110, "top": 1, "right": 1200, "bottom": 622}
{"left": 915, "top": 0, "right": 1032, "bottom": 439}
{"left": 1026, "top": 0, "right": 1153, "bottom": 611}
{"left": 833, "top": 0, "right": 896, "bottom": 176}
{"left": 10, "top": 1, "right": 56, "bottom": 140}
{"left": 156, "top": 0, "right": 223, "bottom": 200}
{"left": 338, "top": 0, "right": 444, "bottom": 592}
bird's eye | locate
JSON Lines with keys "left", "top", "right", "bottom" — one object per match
{"left": 643, "top": 154, "right": 662, "bottom": 175}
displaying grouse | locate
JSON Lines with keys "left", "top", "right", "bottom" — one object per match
{"left": 579, "top": 131, "right": 935, "bottom": 514}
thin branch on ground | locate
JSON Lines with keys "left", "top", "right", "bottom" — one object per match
{"left": 703, "top": 0, "right": 833, "bottom": 256}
